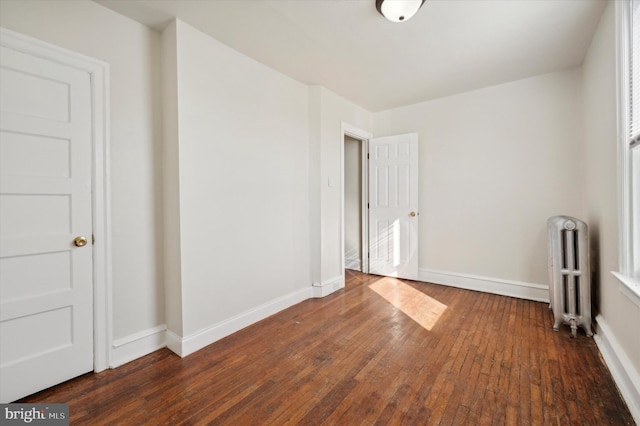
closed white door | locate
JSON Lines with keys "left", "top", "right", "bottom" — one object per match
{"left": 0, "top": 43, "right": 93, "bottom": 402}
{"left": 368, "top": 133, "right": 419, "bottom": 280}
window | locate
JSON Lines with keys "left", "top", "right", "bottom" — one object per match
{"left": 615, "top": 0, "right": 640, "bottom": 302}
{"left": 628, "top": 0, "right": 640, "bottom": 279}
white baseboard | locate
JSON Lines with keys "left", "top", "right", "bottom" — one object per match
{"left": 167, "top": 287, "right": 313, "bottom": 358}
{"left": 345, "top": 257, "right": 361, "bottom": 271}
{"left": 312, "top": 275, "right": 344, "bottom": 298}
{"left": 107, "top": 270, "right": 547, "bottom": 367}
{"left": 594, "top": 315, "right": 640, "bottom": 423}
{"left": 165, "top": 329, "right": 182, "bottom": 357}
{"left": 110, "top": 324, "right": 167, "bottom": 368}
{"left": 418, "top": 268, "right": 549, "bottom": 302}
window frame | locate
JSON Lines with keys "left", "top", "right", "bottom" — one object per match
{"left": 614, "top": 0, "right": 640, "bottom": 307}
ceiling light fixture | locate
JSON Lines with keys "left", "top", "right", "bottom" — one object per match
{"left": 376, "top": 0, "right": 425, "bottom": 23}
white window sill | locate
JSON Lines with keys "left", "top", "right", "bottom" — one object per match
{"left": 612, "top": 271, "right": 640, "bottom": 309}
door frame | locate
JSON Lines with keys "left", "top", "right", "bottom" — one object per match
{"left": 341, "top": 122, "right": 372, "bottom": 279}
{"left": 1, "top": 28, "right": 112, "bottom": 372}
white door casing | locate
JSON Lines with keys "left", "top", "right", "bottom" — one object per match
{"left": 0, "top": 28, "right": 111, "bottom": 403}
{"left": 341, "top": 123, "right": 373, "bottom": 289}
{"left": 368, "top": 133, "right": 419, "bottom": 280}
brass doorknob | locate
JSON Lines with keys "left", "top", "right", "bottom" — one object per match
{"left": 73, "top": 236, "right": 88, "bottom": 247}
{"left": 409, "top": 211, "right": 417, "bottom": 217}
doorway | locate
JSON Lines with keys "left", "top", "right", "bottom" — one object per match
{"left": 344, "top": 135, "right": 364, "bottom": 271}
{"left": 341, "top": 123, "right": 371, "bottom": 277}
{"left": 342, "top": 126, "right": 420, "bottom": 282}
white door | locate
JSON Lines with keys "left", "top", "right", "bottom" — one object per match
{"left": 368, "top": 133, "right": 419, "bottom": 280}
{"left": 0, "top": 42, "right": 94, "bottom": 402}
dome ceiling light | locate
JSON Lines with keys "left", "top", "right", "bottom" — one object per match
{"left": 376, "top": 0, "right": 426, "bottom": 23}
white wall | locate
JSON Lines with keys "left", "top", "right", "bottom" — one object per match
{"left": 344, "top": 136, "right": 362, "bottom": 269}
{"left": 161, "top": 20, "right": 183, "bottom": 338}
{"left": 584, "top": 0, "right": 640, "bottom": 383}
{"left": 374, "top": 68, "right": 584, "bottom": 287}
{"left": 311, "top": 88, "right": 372, "bottom": 288}
{"left": 168, "top": 20, "right": 311, "bottom": 341}
{"left": 0, "top": 1, "right": 165, "bottom": 347}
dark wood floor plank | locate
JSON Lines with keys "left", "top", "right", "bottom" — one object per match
{"left": 17, "top": 271, "right": 635, "bottom": 425}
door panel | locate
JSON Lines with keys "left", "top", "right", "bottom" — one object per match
{"left": 0, "top": 43, "right": 93, "bottom": 403}
{"left": 368, "top": 133, "right": 419, "bottom": 280}
{"left": 0, "top": 67, "right": 70, "bottom": 122}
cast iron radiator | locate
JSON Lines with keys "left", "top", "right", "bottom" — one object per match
{"left": 547, "top": 216, "right": 592, "bottom": 337}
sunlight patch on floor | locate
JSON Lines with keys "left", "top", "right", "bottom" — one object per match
{"left": 369, "top": 278, "right": 447, "bottom": 331}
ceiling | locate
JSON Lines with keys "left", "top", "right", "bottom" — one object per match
{"left": 96, "top": 0, "right": 607, "bottom": 112}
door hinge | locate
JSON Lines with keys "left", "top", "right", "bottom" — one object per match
{"left": 368, "top": 252, "right": 370, "bottom": 258}
{"left": 367, "top": 203, "right": 370, "bottom": 209}
{"left": 92, "top": 234, "right": 95, "bottom": 245}
{"left": 367, "top": 153, "right": 370, "bottom": 159}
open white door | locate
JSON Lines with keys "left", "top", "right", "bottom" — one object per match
{"left": 0, "top": 41, "right": 94, "bottom": 402}
{"left": 368, "top": 133, "right": 419, "bottom": 280}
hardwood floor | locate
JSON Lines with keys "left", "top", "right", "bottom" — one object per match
{"left": 20, "top": 270, "right": 634, "bottom": 425}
